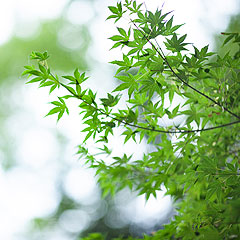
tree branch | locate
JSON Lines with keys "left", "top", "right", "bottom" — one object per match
{"left": 52, "top": 74, "right": 240, "bottom": 135}
{"left": 130, "top": 20, "right": 240, "bottom": 121}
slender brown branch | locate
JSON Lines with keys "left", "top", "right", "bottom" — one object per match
{"left": 130, "top": 20, "right": 240, "bottom": 120}
{"left": 51, "top": 74, "right": 240, "bottom": 135}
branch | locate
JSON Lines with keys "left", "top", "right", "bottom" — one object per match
{"left": 130, "top": 20, "right": 240, "bottom": 121}
{"left": 52, "top": 74, "right": 240, "bottom": 135}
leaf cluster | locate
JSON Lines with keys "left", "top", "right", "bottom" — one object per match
{"left": 23, "top": 1, "right": 240, "bottom": 239}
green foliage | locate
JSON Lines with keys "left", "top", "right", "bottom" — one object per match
{"left": 23, "top": 0, "right": 240, "bottom": 239}
{"left": 0, "top": 17, "right": 91, "bottom": 170}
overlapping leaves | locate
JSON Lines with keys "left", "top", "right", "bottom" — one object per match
{"left": 23, "top": 0, "right": 240, "bottom": 239}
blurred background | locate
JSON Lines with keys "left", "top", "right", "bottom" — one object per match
{"left": 0, "top": 0, "right": 239, "bottom": 239}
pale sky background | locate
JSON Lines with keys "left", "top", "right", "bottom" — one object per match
{"left": 0, "top": 0, "right": 239, "bottom": 239}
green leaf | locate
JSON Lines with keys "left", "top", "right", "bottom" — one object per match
{"left": 49, "top": 84, "right": 58, "bottom": 93}
{"left": 61, "top": 83, "right": 77, "bottom": 95}
{"left": 57, "top": 110, "right": 64, "bottom": 121}
{"left": 100, "top": 93, "right": 120, "bottom": 107}
{"left": 45, "top": 107, "right": 60, "bottom": 116}
{"left": 26, "top": 77, "right": 42, "bottom": 84}
{"left": 62, "top": 75, "right": 76, "bottom": 82}
{"left": 222, "top": 32, "right": 235, "bottom": 46}
{"left": 113, "top": 73, "right": 138, "bottom": 97}
{"left": 108, "top": 6, "right": 118, "bottom": 14}
{"left": 83, "top": 131, "right": 93, "bottom": 143}
{"left": 109, "top": 35, "right": 125, "bottom": 41}
{"left": 166, "top": 16, "right": 173, "bottom": 31}
{"left": 117, "top": 27, "right": 127, "bottom": 37}
{"left": 74, "top": 68, "right": 81, "bottom": 80}
{"left": 39, "top": 81, "right": 54, "bottom": 87}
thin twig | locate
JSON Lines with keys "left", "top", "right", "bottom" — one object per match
{"left": 130, "top": 20, "right": 240, "bottom": 120}
{"left": 49, "top": 74, "right": 240, "bottom": 134}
